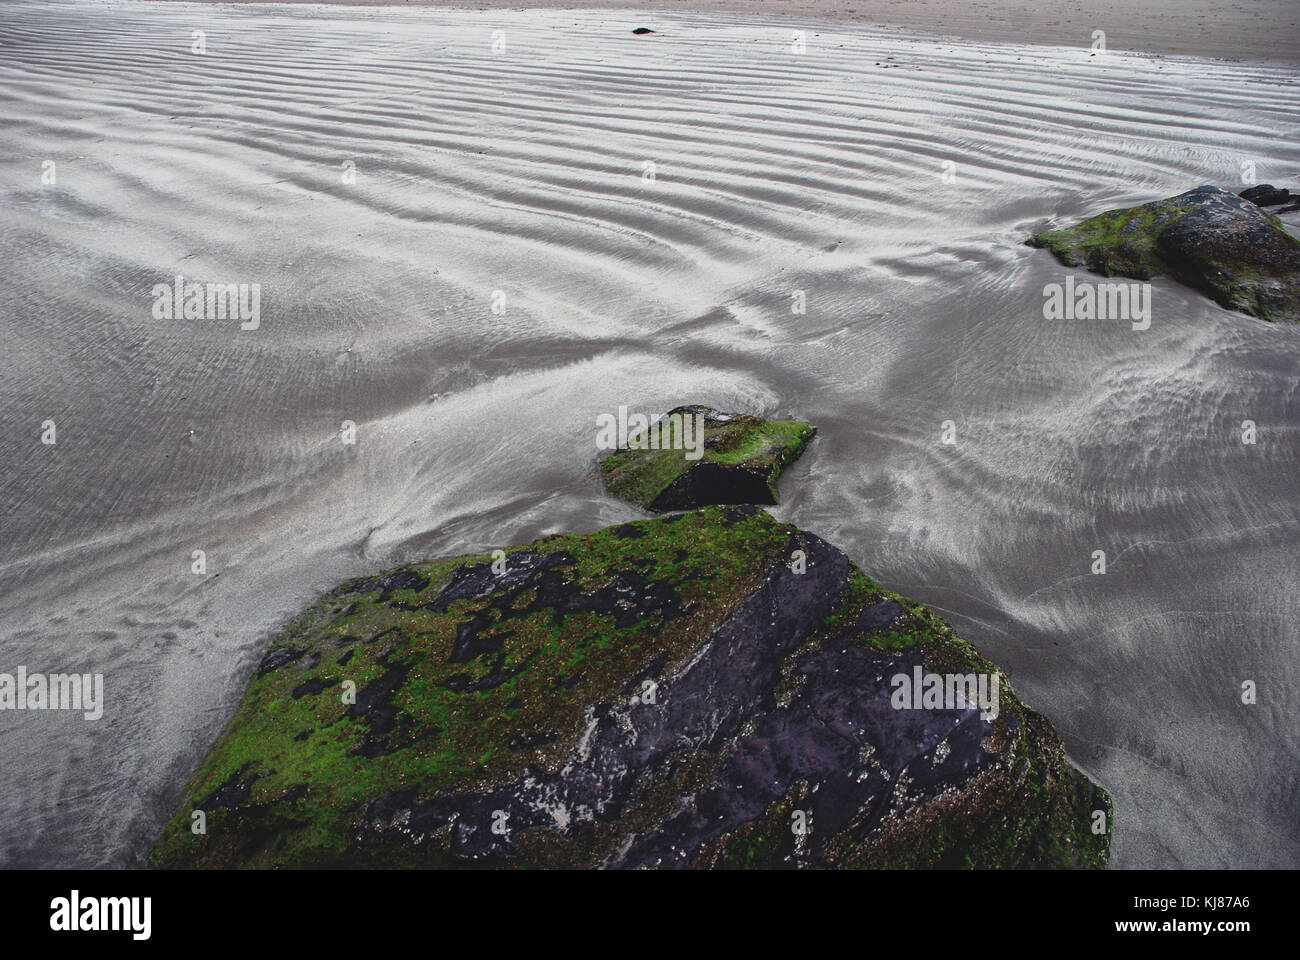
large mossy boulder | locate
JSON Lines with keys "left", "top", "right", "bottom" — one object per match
{"left": 1028, "top": 184, "right": 1300, "bottom": 322}
{"left": 598, "top": 405, "right": 815, "bottom": 511}
{"left": 151, "top": 506, "right": 1111, "bottom": 869}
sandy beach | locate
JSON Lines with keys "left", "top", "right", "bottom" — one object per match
{"left": 1, "top": 0, "right": 1297, "bottom": 869}
{"left": 146, "top": 0, "right": 1300, "bottom": 64}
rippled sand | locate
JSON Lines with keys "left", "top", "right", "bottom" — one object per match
{"left": 1, "top": 0, "right": 1297, "bottom": 868}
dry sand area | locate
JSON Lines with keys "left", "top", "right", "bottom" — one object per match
{"left": 1, "top": 0, "right": 1298, "bottom": 868}
{"left": 148, "top": 0, "right": 1300, "bottom": 63}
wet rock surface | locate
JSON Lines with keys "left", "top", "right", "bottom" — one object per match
{"left": 1239, "top": 184, "right": 1292, "bottom": 207}
{"left": 598, "top": 405, "right": 816, "bottom": 511}
{"left": 152, "top": 506, "right": 1110, "bottom": 869}
{"left": 1029, "top": 184, "right": 1300, "bottom": 322}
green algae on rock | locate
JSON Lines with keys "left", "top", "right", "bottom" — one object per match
{"left": 1028, "top": 185, "right": 1300, "bottom": 322}
{"left": 597, "top": 405, "right": 815, "bottom": 511}
{"left": 150, "top": 506, "right": 1111, "bottom": 869}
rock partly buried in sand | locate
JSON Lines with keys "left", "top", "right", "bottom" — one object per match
{"left": 149, "top": 506, "right": 1111, "bottom": 869}
{"left": 1029, "top": 185, "right": 1300, "bottom": 322}
{"left": 598, "top": 405, "right": 815, "bottom": 512}
{"left": 1239, "top": 184, "right": 1292, "bottom": 207}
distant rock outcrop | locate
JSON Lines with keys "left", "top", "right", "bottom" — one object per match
{"left": 1239, "top": 184, "right": 1292, "bottom": 207}
{"left": 1029, "top": 185, "right": 1300, "bottom": 322}
{"left": 150, "top": 506, "right": 1111, "bottom": 869}
{"left": 598, "top": 405, "right": 815, "bottom": 511}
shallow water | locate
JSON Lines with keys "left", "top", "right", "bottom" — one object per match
{"left": 1, "top": 0, "right": 1297, "bottom": 868}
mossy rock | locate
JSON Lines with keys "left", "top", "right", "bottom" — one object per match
{"left": 1028, "top": 184, "right": 1300, "bottom": 322}
{"left": 151, "top": 506, "right": 1111, "bottom": 869}
{"left": 597, "top": 405, "right": 816, "bottom": 511}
